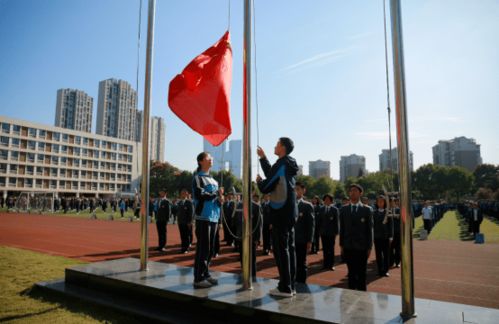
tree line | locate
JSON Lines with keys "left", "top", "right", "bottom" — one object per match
{"left": 149, "top": 161, "right": 499, "bottom": 201}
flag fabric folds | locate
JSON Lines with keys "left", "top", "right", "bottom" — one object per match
{"left": 168, "top": 31, "right": 233, "bottom": 146}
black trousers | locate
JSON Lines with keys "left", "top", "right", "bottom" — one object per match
{"left": 194, "top": 220, "right": 218, "bottom": 282}
{"left": 321, "top": 234, "right": 335, "bottom": 268}
{"left": 472, "top": 220, "right": 481, "bottom": 235}
{"left": 344, "top": 248, "right": 369, "bottom": 291}
{"left": 312, "top": 226, "right": 320, "bottom": 253}
{"left": 156, "top": 221, "right": 167, "bottom": 249}
{"left": 271, "top": 225, "right": 296, "bottom": 293}
{"left": 295, "top": 242, "right": 308, "bottom": 283}
{"left": 178, "top": 223, "right": 191, "bottom": 252}
{"left": 374, "top": 238, "right": 390, "bottom": 274}
{"left": 390, "top": 234, "right": 401, "bottom": 266}
{"left": 262, "top": 223, "right": 272, "bottom": 252}
{"left": 423, "top": 219, "right": 432, "bottom": 233}
{"left": 214, "top": 227, "right": 220, "bottom": 254}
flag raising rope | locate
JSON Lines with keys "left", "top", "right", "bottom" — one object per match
{"left": 168, "top": 31, "right": 233, "bottom": 147}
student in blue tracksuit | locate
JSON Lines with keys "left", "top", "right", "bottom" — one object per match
{"left": 256, "top": 137, "right": 299, "bottom": 297}
{"left": 192, "top": 152, "right": 224, "bottom": 288}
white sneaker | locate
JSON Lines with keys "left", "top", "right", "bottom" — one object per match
{"left": 193, "top": 280, "right": 213, "bottom": 288}
{"left": 292, "top": 289, "right": 297, "bottom": 296}
{"left": 206, "top": 277, "right": 218, "bottom": 285}
{"left": 269, "top": 287, "right": 293, "bottom": 298}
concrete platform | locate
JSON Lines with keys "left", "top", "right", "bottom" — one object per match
{"left": 36, "top": 258, "right": 499, "bottom": 323}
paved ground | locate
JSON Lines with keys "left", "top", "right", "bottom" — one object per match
{"left": 1, "top": 212, "right": 498, "bottom": 309}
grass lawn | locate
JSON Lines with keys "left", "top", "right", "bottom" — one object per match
{"left": 0, "top": 246, "right": 136, "bottom": 323}
{"left": 428, "top": 211, "right": 499, "bottom": 243}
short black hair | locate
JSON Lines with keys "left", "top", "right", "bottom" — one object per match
{"left": 295, "top": 181, "right": 305, "bottom": 189}
{"left": 349, "top": 183, "right": 364, "bottom": 193}
{"left": 279, "top": 137, "right": 294, "bottom": 155}
{"left": 323, "top": 194, "right": 333, "bottom": 202}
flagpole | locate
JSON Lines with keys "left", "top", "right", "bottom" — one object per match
{"left": 242, "top": 0, "right": 253, "bottom": 290}
{"left": 139, "top": 0, "right": 156, "bottom": 271}
{"left": 389, "top": 0, "right": 416, "bottom": 319}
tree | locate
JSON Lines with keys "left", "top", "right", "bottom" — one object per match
{"left": 445, "top": 166, "right": 473, "bottom": 200}
{"left": 473, "top": 164, "right": 499, "bottom": 192}
{"left": 309, "top": 177, "right": 336, "bottom": 198}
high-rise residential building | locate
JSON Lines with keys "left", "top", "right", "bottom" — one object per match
{"left": 227, "top": 140, "right": 242, "bottom": 179}
{"left": 0, "top": 116, "right": 141, "bottom": 198}
{"left": 339, "top": 154, "right": 366, "bottom": 182}
{"left": 203, "top": 139, "right": 242, "bottom": 179}
{"left": 432, "top": 136, "right": 482, "bottom": 171}
{"left": 96, "top": 79, "right": 138, "bottom": 141}
{"left": 150, "top": 116, "right": 165, "bottom": 162}
{"left": 309, "top": 160, "right": 331, "bottom": 179}
{"left": 135, "top": 110, "right": 143, "bottom": 142}
{"left": 54, "top": 89, "right": 93, "bottom": 132}
{"left": 379, "top": 148, "right": 413, "bottom": 172}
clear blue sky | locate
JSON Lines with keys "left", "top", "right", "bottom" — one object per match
{"left": 1, "top": 0, "right": 498, "bottom": 179}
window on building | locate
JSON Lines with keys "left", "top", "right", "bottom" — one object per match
{"left": 0, "top": 163, "right": 6, "bottom": 173}
{"left": 62, "top": 134, "right": 69, "bottom": 142}
{"left": 11, "top": 138, "right": 19, "bottom": 147}
{"left": 83, "top": 137, "right": 88, "bottom": 145}
{"left": 37, "top": 154, "right": 44, "bottom": 162}
{"left": 73, "top": 158, "right": 80, "bottom": 167}
{"left": 12, "top": 125, "right": 21, "bottom": 135}
{"left": 0, "top": 136, "right": 8, "bottom": 147}
{"left": 25, "top": 178, "right": 33, "bottom": 188}
{"left": 26, "top": 165, "right": 34, "bottom": 175}
{"left": 8, "top": 178, "right": 16, "bottom": 187}
{"left": 0, "top": 150, "right": 7, "bottom": 160}
{"left": 28, "top": 128, "right": 37, "bottom": 137}
{"left": 52, "top": 144, "right": 59, "bottom": 153}
{"left": 38, "top": 130, "right": 46, "bottom": 138}
{"left": 53, "top": 132, "right": 60, "bottom": 141}
{"left": 61, "top": 145, "right": 67, "bottom": 153}
{"left": 27, "top": 153, "right": 35, "bottom": 162}
{"left": 38, "top": 142, "right": 45, "bottom": 151}
{"left": 60, "top": 157, "right": 67, "bottom": 165}
{"left": 9, "top": 165, "right": 17, "bottom": 174}
{"left": 51, "top": 156, "right": 58, "bottom": 165}
{"left": 75, "top": 136, "right": 81, "bottom": 145}
{"left": 60, "top": 169, "right": 66, "bottom": 177}
{"left": 0, "top": 177, "right": 6, "bottom": 186}
{"left": 94, "top": 140, "right": 100, "bottom": 147}
{"left": 1, "top": 123, "right": 10, "bottom": 133}
{"left": 50, "top": 168, "right": 57, "bottom": 177}
{"left": 10, "top": 151, "right": 18, "bottom": 161}
{"left": 27, "top": 140, "right": 36, "bottom": 150}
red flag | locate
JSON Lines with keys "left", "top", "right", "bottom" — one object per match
{"left": 168, "top": 31, "right": 232, "bottom": 146}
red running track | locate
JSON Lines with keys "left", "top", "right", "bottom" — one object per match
{"left": 1, "top": 212, "right": 498, "bottom": 309}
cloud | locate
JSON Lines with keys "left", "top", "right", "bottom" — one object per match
{"left": 279, "top": 47, "right": 354, "bottom": 74}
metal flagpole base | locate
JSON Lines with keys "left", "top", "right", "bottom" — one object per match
{"left": 400, "top": 312, "right": 417, "bottom": 321}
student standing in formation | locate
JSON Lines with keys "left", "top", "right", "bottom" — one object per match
{"left": 318, "top": 194, "right": 339, "bottom": 271}
{"left": 192, "top": 152, "right": 224, "bottom": 288}
{"left": 469, "top": 202, "right": 483, "bottom": 239}
{"left": 295, "top": 182, "right": 315, "bottom": 284}
{"left": 222, "top": 192, "right": 235, "bottom": 247}
{"left": 422, "top": 201, "right": 433, "bottom": 234}
{"left": 256, "top": 137, "right": 299, "bottom": 297}
{"left": 311, "top": 196, "right": 322, "bottom": 254}
{"left": 339, "top": 184, "right": 374, "bottom": 291}
{"left": 156, "top": 191, "right": 171, "bottom": 253}
{"left": 373, "top": 195, "right": 392, "bottom": 277}
{"left": 177, "top": 189, "right": 194, "bottom": 254}
{"left": 261, "top": 194, "right": 272, "bottom": 255}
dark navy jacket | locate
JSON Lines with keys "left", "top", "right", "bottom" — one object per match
{"left": 295, "top": 199, "right": 315, "bottom": 244}
{"left": 257, "top": 155, "right": 299, "bottom": 228}
{"left": 318, "top": 204, "right": 339, "bottom": 236}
